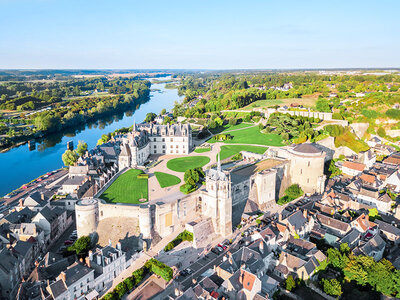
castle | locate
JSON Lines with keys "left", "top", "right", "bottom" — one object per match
{"left": 118, "top": 123, "right": 192, "bottom": 168}
{"left": 75, "top": 140, "right": 327, "bottom": 244}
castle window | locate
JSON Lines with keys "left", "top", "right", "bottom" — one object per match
{"left": 176, "top": 145, "right": 178, "bottom": 148}
{"left": 307, "top": 178, "right": 309, "bottom": 183}
{"left": 176, "top": 150, "right": 179, "bottom": 153}
{"left": 300, "top": 169, "right": 302, "bottom": 175}
{"left": 163, "top": 150, "right": 165, "bottom": 154}
{"left": 154, "top": 145, "right": 156, "bottom": 148}
{"left": 170, "top": 145, "right": 173, "bottom": 148}
{"left": 154, "top": 150, "right": 157, "bottom": 154}
{"left": 308, "top": 161, "right": 310, "bottom": 167}
{"left": 153, "top": 138, "right": 156, "bottom": 142}
{"left": 162, "top": 138, "right": 165, "bottom": 142}
{"left": 162, "top": 145, "right": 165, "bottom": 149}
{"left": 170, "top": 138, "right": 173, "bottom": 142}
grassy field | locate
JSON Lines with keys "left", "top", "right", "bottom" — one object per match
{"left": 240, "top": 97, "right": 318, "bottom": 110}
{"left": 194, "top": 147, "right": 211, "bottom": 153}
{"left": 167, "top": 156, "right": 210, "bottom": 172}
{"left": 208, "top": 126, "right": 284, "bottom": 146}
{"left": 209, "top": 122, "right": 253, "bottom": 134}
{"left": 218, "top": 145, "right": 268, "bottom": 160}
{"left": 99, "top": 169, "right": 148, "bottom": 204}
{"left": 154, "top": 172, "right": 181, "bottom": 188}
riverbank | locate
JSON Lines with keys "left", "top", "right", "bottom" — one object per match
{"left": 0, "top": 79, "right": 182, "bottom": 196}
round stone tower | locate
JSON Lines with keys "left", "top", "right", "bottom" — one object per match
{"left": 138, "top": 204, "right": 151, "bottom": 239}
{"left": 288, "top": 143, "right": 326, "bottom": 195}
{"left": 75, "top": 198, "right": 99, "bottom": 238}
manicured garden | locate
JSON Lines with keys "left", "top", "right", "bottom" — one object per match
{"left": 194, "top": 147, "right": 211, "bottom": 153}
{"left": 218, "top": 145, "right": 268, "bottom": 160}
{"left": 154, "top": 171, "right": 181, "bottom": 188}
{"left": 167, "top": 156, "right": 210, "bottom": 172}
{"left": 99, "top": 169, "right": 148, "bottom": 204}
{"left": 208, "top": 126, "right": 284, "bottom": 146}
{"left": 209, "top": 122, "right": 253, "bottom": 134}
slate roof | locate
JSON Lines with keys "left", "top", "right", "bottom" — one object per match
{"left": 316, "top": 213, "right": 350, "bottom": 233}
{"left": 339, "top": 228, "right": 361, "bottom": 247}
{"left": 5, "top": 207, "right": 35, "bottom": 224}
{"left": 360, "top": 234, "right": 386, "bottom": 256}
{"left": 63, "top": 262, "right": 93, "bottom": 286}
{"left": 48, "top": 279, "right": 67, "bottom": 298}
{"left": 0, "top": 247, "right": 18, "bottom": 275}
{"left": 375, "top": 219, "right": 400, "bottom": 236}
{"left": 24, "top": 191, "right": 47, "bottom": 207}
{"left": 286, "top": 210, "right": 307, "bottom": 231}
{"left": 292, "top": 143, "right": 321, "bottom": 154}
{"left": 13, "top": 240, "right": 33, "bottom": 257}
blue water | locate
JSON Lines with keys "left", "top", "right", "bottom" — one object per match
{"left": 0, "top": 79, "right": 182, "bottom": 196}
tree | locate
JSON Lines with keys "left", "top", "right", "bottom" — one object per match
{"left": 34, "top": 113, "right": 61, "bottom": 132}
{"left": 339, "top": 243, "right": 350, "bottom": 255}
{"left": 144, "top": 112, "right": 157, "bottom": 123}
{"left": 76, "top": 140, "right": 88, "bottom": 157}
{"left": 315, "top": 99, "right": 331, "bottom": 112}
{"left": 161, "top": 108, "right": 167, "bottom": 115}
{"left": 321, "top": 278, "right": 342, "bottom": 297}
{"left": 377, "top": 127, "right": 386, "bottom": 137}
{"left": 62, "top": 149, "right": 78, "bottom": 166}
{"left": 67, "top": 236, "right": 91, "bottom": 255}
{"left": 285, "top": 275, "right": 296, "bottom": 291}
{"left": 284, "top": 184, "right": 304, "bottom": 200}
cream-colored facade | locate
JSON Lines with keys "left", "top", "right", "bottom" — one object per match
{"left": 118, "top": 123, "right": 192, "bottom": 168}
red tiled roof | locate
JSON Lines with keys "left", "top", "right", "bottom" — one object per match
{"left": 343, "top": 161, "right": 365, "bottom": 172}
{"left": 360, "top": 173, "right": 376, "bottom": 184}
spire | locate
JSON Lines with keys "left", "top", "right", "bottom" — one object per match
{"left": 217, "top": 153, "right": 221, "bottom": 172}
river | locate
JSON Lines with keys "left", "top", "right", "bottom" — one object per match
{"left": 0, "top": 78, "right": 182, "bottom": 196}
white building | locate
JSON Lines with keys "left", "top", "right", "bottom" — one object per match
{"left": 88, "top": 243, "right": 128, "bottom": 295}
{"left": 118, "top": 123, "right": 192, "bottom": 168}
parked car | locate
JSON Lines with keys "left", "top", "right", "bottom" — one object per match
{"left": 64, "top": 240, "right": 74, "bottom": 245}
{"left": 185, "top": 268, "right": 193, "bottom": 275}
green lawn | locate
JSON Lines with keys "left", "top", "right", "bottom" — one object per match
{"left": 218, "top": 145, "right": 268, "bottom": 160}
{"left": 154, "top": 172, "right": 181, "bottom": 188}
{"left": 167, "top": 156, "right": 210, "bottom": 172}
{"left": 99, "top": 169, "right": 148, "bottom": 204}
{"left": 194, "top": 147, "right": 211, "bottom": 153}
{"left": 208, "top": 126, "right": 284, "bottom": 146}
{"left": 209, "top": 122, "right": 253, "bottom": 134}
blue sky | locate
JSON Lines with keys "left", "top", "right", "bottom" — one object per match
{"left": 0, "top": 0, "right": 399, "bottom": 69}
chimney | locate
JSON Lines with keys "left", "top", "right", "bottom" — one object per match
{"left": 19, "top": 199, "right": 23, "bottom": 207}
{"left": 228, "top": 252, "right": 233, "bottom": 265}
{"left": 239, "top": 271, "right": 244, "bottom": 285}
{"left": 59, "top": 271, "right": 66, "bottom": 282}
{"left": 303, "top": 209, "right": 307, "bottom": 219}
{"left": 109, "top": 239, "right": 112, "bottom": 247}
{"left": 192, "top": 278, "right": 197, "bottom": 285}
{"left": 278, "top": 213, "right": 282, "bottom": 222}
{"left": 96, "top": 254, "right": 102, "bottom": 265}
{"left": 88, "top": 250, "right": 93, "bottom": 261}
{"left": 85, "top": 256, "right": 91, "bottom": 268}
{"left": 259, "top": 242, "right": 264, "bottom": 254}
{"left": 41, "top": 193, "right": 45, "bottom": 201}
{"left": 116, "top": 242, "right": 121, "bottom": 251}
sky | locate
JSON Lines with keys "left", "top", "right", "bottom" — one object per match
{"left": 0, "top": 0, "right": 399, "bottom": 69}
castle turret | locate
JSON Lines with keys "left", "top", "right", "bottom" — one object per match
{"left": 75, "top": 198, "right": 99, "bottom": 238}
{"left": 138, "top": 204, "right": 152, "bottom": 239}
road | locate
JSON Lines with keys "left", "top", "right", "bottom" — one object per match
{"left": 3, "top": 168, "right": 68, "bottom": 206}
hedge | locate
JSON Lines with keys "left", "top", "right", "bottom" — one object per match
{"left": 164, "top": 230, "right": 194, "bottom": 252}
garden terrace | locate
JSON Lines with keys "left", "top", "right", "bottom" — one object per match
{"left": 99, "top": 169, "right": 148, "bottom": 204}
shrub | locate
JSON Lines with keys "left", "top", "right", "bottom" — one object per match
{"left": 332, "top": 112, "right": 343, "bottom": 120}
{"left": 115, "top": 282, "right": 128, "bottom": 298}
{"left": 180, "top": 183, "right": 196, "bottom": 194}
{"left": 321, "top": 278, "right": 342, "bottom": 297}
{"left": 132, "top": 267, "right": 147, "bottom": 286}
{"left": 386, "top": 109, "right": 400, "bottom": 120}
{"left": 164, "top": 230, "right": 194, "bottom": 252}
{"left": 103, "top": 292, "right": 118, "bottom": 300}
{"left": 285, "top": 184, "right": 304, "bottom": 199}
{"left": 145, "top": 259, "right": 173, "bottom": 281}
{"left": 229, "top": 118, "right": 237, "bottom": 125}
{"left": 285, "top": 275, "right": 296, "bottom": 291}
{"left": 214, "top": 133, "right": 233, "bottom": 141}
{"left": 377, "top": 127, "right": 386, "bottom": 137}
{"left": 123, "top": 277, "right": 134, "bottom": 291}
